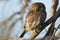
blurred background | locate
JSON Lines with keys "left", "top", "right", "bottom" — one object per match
{"left": 0, "top": 0, "right": 60, "bottom": 40}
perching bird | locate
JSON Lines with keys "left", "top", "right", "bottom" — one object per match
{"left": 19, "top": 2, "right": 47, "bottom": 38}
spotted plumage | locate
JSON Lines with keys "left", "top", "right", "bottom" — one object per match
{"left": 19, "top": 2, "right": 47, "bottom": 38}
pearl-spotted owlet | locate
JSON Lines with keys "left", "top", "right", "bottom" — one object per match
{"left": 19, "top": 2, "right": 47, "bottom": 38}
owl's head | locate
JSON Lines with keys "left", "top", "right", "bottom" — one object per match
{"left": 30, "top": 2, "right": 46, "bottom": 12}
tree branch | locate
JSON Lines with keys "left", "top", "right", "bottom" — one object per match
{"left": 29, "top": 0, "right": 60, "bottom": 40}
{"left": 2, "top": 0, "right": 30, "bottom": 40}
{"left": 20, "top": 0, "right": 30, "bottom": 19}
{"left": 44, "top": 0, "right": 59, "bottom": 39}
{"left": 29, "top": 7, "right": 60, "bottom": 40}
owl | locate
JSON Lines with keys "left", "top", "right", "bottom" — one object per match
{"left": 19, "top": 2, "right": 47, "bottom": 38}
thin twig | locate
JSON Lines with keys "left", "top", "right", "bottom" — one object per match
{"left": 3, "top": 0, "right": 30, "bottom": 40}
{"left": 3, "top": 17, "right": 21, "bottom": 40}
{"left": 20, "top": 0, "right": 30, "bottom": 19}
{"left": 0, "top": 13, "right": 18, "bottom": 26}
{"left": 44, "top": 0, "right": 59, "bottom": 40}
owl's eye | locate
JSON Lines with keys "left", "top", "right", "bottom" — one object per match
{"left": 38, "top": 6, "right": 41, "bottom": 9}
{"left": 38, "top": 6, "right": 44, "bottom": 11}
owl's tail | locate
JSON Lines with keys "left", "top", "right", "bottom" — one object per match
{"left": 19, "top": 30, "right": 27, "bottom": 38}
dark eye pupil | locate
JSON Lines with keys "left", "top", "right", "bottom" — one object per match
{"left": 38, "top": 6, "right": 42, "bottom": 10}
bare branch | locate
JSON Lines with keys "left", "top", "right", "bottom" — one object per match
{"left": 29, "top": 7, "right": 60, "bottom": 40}
{"left": 0, "top": 0, "right": 30, "bottom": 26}
{"left": 20, "top": 0, "right": 30, "bottom": 19}
{"left": 1, "top": 0, "right": 30, "bottom": 40}
{"left": 29, "top": 0, "right": 59, "bottom": 40}
{"left": 44, "top": 0, "right": 59, "bottom": 39}
{"left": 0, "top": 13, "right": 18, "bottom": 26}
{"left": 3, "top": 17, "right": 21, "bottom": 40}
{"left": 50, "top": 0, "right": 59, "bottom": 16}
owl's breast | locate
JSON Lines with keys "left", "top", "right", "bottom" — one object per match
{"left": 25, "top": 14, "right": 40, "bottom": 30}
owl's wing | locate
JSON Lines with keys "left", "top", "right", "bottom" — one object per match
{"left": 40, "top": 11, "right": 47, "bottom": 24}
{"left": 24, "top": 11, "right": 36, "bottom": 30}
{"left": 35, "top": 11, "right": 47, "bottom": 30}
{"left": 25, "top": 11, "right": 46, "bottom": 31}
